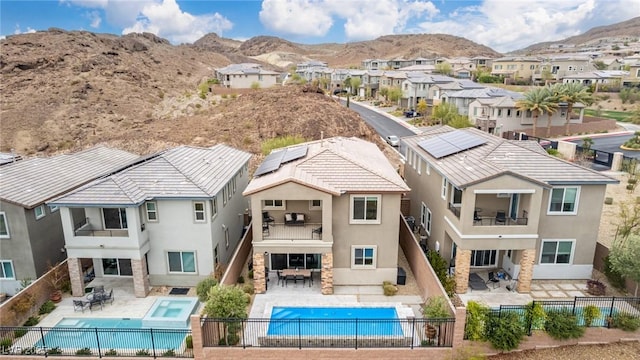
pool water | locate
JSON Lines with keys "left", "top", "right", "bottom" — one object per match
{"left": 37, "top": 318, "right": 189, "bottom": 350}
{"left": 267, "top": 307, "right": 403, "bottom": 336}
{"left": 142, "top": 297, "right": 199, "bottom": 328}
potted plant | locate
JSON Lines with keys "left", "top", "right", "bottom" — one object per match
{"left": 46, "top": 263, "right": 67, "bottom": 303}
{"left": 421, "top": 296, "right": 451, "bottom": 346}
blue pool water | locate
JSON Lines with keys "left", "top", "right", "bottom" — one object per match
{"left": 142, "top": 297, "right": 199, "bottom": 328}
{"left": 267, "top": 307, "right": 403, "bottom": 336}
{"left": 36, "top": 318, "right": 189, "bottom": 350}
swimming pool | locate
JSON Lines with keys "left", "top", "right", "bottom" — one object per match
{"left": 267, "top": 307, "right": 403, "bottom": 336}
{"left": 36, "top": 318, "right": 190, "bottom": 350}
{"left": 142, "top": 297, "right": 199, "bottom": 328}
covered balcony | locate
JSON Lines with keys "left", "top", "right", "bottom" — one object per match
{"left": 257, "top": 199, "right": 327, "bottom": 243}
{"left": 445, "top": 187, "right": 532, "bottom": 227}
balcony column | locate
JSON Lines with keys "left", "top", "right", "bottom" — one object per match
{"left": 517, "top": 249, "right": 536, "bottom": 293}
{"left": 454, "top": 249, "right": 471, "bottom": 293}
{"left": 68, "top": 257, "right": 85, "bottom": 297}
{"left": 253, "top": 253, "right": 266, "bottom": 294}
{"left": 132, "top": 258, "right": 150, "bottom": 298}
{"left": 321, "top": 252, "right": 333, "bottom": 295}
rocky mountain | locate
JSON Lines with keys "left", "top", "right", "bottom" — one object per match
{"left": 515, "top": 16, "right": 640, "bottom": 54}
{"left": 0, "top": 29, "right": 387, "bottom": 163}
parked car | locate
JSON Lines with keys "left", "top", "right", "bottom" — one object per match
{"left": 386, "top": 135, "right": 399, "bottom": 147}
{"left": 333, "top": 88, "right": 348, "bottom": 95}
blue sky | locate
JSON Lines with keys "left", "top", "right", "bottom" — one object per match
{"left": 1, "top": 0, "right": 638, "bottom": 52}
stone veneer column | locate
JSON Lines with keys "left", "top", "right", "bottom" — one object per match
{"left": 321, "top": 252, "right": 333, "bottom": 295}
{"left": 253, "top": 253, "right": 266, "bottom": 294}
{"left": 454, "top": 249, "right": 471, "bottom": 294}
{"left": 132, "top": 258, "right": 150, "bottom": 298}
{"left": 517, "top": 249, "right": 536, "bottom": 293}
{"left": 67, "top": 257, "right": 85, "bottom": 297}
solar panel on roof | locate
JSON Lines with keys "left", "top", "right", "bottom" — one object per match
{"left": 418, "top": 130, "right": 487, "bottom": 159}
{"left": 281, "top": 145, "right": 308, "bottom": 163}
{"left": 254, "top": 151, "right": 285, "bottom": 176}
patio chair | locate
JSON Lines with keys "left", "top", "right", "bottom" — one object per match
{"left": 284, "top": 274, "right": 295, "bottom": 287}
{"left": 486, "top": 272, "right": 500, "bottom": 289}
{"left": 295, "top": 274, "right": 305, "bottom": 287}
{"left": 88, "top": 297, "right": 103, "bottom": 311}
{"left": 262, "top": 222, "right": 270, "bottom": 236}
{"left": 93, "top": 285, "right": 105, "bottom": 294}
{"left": 277, "top": 270, "right": 285, "bottom": 286}
{"left": 495, "top": 211, "right": 506, "bottom": 225}
{"left": 73, "top": 300, "right": 90, "bottom": 313}
{"left": 101, "top": 289, "right": 114, "bottom": 305}
{"left": 312, "top": 226, "right": 322, "bottom": 239}
{"left": 473, "top": 210, "right": 482, "bottom": 224}
{"left": 262, "top": 211, "right": 275, "bottom": 225}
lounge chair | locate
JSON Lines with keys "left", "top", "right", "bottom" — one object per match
{"left": 73, "top": 300, "right": 90, "bottom": 313}
{"left": 468, "top": 272, "right": 489, "bottom": 291}
{"left": 495, "top": 211, "right": 506, "bottom": 225}
{"left": 486, "top": 272, "right": 500, "bottom": 289}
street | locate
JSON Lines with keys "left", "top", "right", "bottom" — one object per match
{"left": 568, "top": 134, "right": 640, "bottom": 159}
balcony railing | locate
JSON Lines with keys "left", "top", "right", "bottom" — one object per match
{"left": 74, "top": 228, "right": 129, "bottom": 237}
{"left": 74, "top": 217, "right": 89, "bottom": 231}
{"left": 448, "top": 203, "right": 461, "bottom": 219}
{"left": 262, "top": 223, "right": 323, "bottom": 241}
{"left": 473, "top": 216, "right": 528, "bottom": 226}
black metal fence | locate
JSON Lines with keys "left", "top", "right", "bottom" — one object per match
{"left": 466, "top": 297, "right": 640, "bottom": 338}
{"left": 201, "top": 317, "right": 456, "bottom": 349}
{"left": 0, "top": 326, "right": 193, "bottom": 358}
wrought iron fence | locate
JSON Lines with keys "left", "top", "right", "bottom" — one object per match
{"left": 464, "top": 296, "right": 640, "bottom": 338}
{"left": 0, "top": 326, "right": 193, "bottom": 358}
{"left": 201, "top": 317, "right": 455, "bottom": 349}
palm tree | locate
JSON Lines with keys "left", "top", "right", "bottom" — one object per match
{"left": 516, "top": 87, "right": 555, "bottom": 137}
{"left": 542, "top": 86, "right": 559, "bottom": 138}
{"left": 552, "top": 83, "right": 594, "bottom": 136}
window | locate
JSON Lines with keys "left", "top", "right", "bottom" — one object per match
{"left": 168, "top": 251, "right": 196, "bottom": 273}
{"left": 350, "top": 195, "right": 380, "bottom": 224}
{"left": 451, "top": 186, "right": 462, "bottom": 207}
{"left": 0, "top": 212, "right": 9, "bottom": 238}
{"left": 214, "top": 245, "right": 219, "bottom": 269}
{"left": 352, "top": 246, "right": 376, "bottom": 268}
{"left": 530, "top": 65, "right": 535, "bottom": 70}
{"left": 0, "top": 260, "right": 15, "bottom": 279}
{"left": 222, "top": 187, "right": 228, "bottom": 205}
{"left": 145, "top": 202, "right": 158, "bottom": 222}
{"left": 34, "top": 205, "right": 45, "bottom": 220}
{"left": 102, "top": 258, "right": 132, "bottom": 276}
{"left": 425, "top": 207, "right": 433, "bottom": 235}
{"left": 263, "top": 200, "right": 285, "bottom": 209}
{"left": 507, "top": 109, "right": 512, "bottom": 117}
{"left": 548, "top": 187, "right": 579, "bottom": 214}
{"left": 103, "top": 208, "right": 127, "bottom": 229}
{"left": 50, "top": 205, "right": 59, "bottom": 213}
{"left": 232, "top": 175, "right": 237, "bottom": 194}
{"left": 309, "top": 200, "right": 322, "bottom": 210}
{"left": 226, "top": 183, "right": 232, "bottom": 200}
{"left": 194, "top": 202, "right": 206, "bottom": 222}
{"left": 441, "top": 178, "right": 448, "bottom": 200}
{"left": 212, "top": 196, "right": 218, "bottom": 218}
{"left": 540, "top": 240, "right": 574, "bottom": 264}
{"left": 497, "top": 109, "right": 502, "bottom": 117}
{"left": 516, "top": 110, "right": 521, "bottom": 117}
{"left": 420, "top": 202, "right": 428, "bottom": 228}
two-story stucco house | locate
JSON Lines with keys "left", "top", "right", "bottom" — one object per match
{"left": 243, "top": 137, "right": 410, "bottom": 295}
{"left": 214, "top": 63, "right": 280, "bottom": 89}
{"left": 50, "top": 145, "right": 252, "bottom": 298}
{"left": 491, "top": 56, "right": 541, "bottom": 81}
{"left": 441, "top": 87, "right": 522, "bottom": 116}
{"left": 403, "top": 126, "right": 618, "bottom": 294}
{"left": 0, "top": 146, "right": 138, "bottom": 295}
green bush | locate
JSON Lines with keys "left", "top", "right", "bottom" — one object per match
{"left": 583, "top": 305, "right": 601, "bottom": 327}
{"left": 104, "top": 349, "right": 118, "bottom": 356}
{"left": 47, "top": 347, "right": 62, "bottom": 355}
{"left": 422, "top": 296, "right": 450, "bottom": 319}
{"left": 544, "top": 309, "right": 584, "bottom": 340}
{"left": 242, "top": 283, "right": 254, "bottom": 295}
{"left": 524, "top": 302, "right": 546, "bottom": 331}
{"left": 237, "top": 275, "right": 245, "bottom": 284}
{"left": 185, "top": 335, "right": 193, "bottom": 349}
{"left": 76, "top": 347, "right": 92, "bottom": 356}
{"left": 161, "top": 349, "right": 176, "bottom": 357}
{"left": 426, "top": 250, "right": 455, "bottom": 296}
{"left": 612, "top": 312, "right": 640, "bottom": 331}
{"left": 0, "top": 338, "right": 13, "bottom": 352}
{"left": 14, "top": 328, "right": 27, "bottom": 338}
{"left": 23, "top": 316, "right": 40, "bottom": 326}
{"left": 248, "top": 270, "right": 254, "bottom": 279}
{"left": 465, "top": 301, "right": 490, "bottom": 341}
{"left": 382, "top": 281, "right": 398, "bottom": 296}
{"left": 39, "top": 300, "right": 56, "bottom": 315}
{"left": 546, "top": 148, "right": 560, "bottom": 157}
{"left": 136, "top": 349, "right": 150, "bottom": 356}
{"left": 196, "top": 277, "right": 218, "bottom": 302}
{"left": 485, "top": 311, "right": 526, "bottom": 351}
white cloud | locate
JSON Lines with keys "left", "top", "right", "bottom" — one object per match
{"left": 259, "top": 0, "right": 438, "bottom": 40}
{"left": 87, "top": 10, "right": 102, "bottom": 28}
{"left": 417, "top": 0, "right": 639, "bottom": 52}
{"left": 13, "top": 25, "right": 37, "bottom": 35}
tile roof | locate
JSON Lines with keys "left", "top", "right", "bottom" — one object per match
{"left": 0, "top": 146, "right": 139, "bottom": 208}
{"left": 50, "top": 145, "right": 252, "bottom": 206}
{"left": 243, "top": 137, "right": 410, "bottom": 196}
{"left": 404, "top": 126, "right": 619, "bottom": 189}
{"left": 443, "top": 86, "right": 522, "bottom": 99}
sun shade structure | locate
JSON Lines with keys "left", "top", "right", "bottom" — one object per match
{"left": 418, "top": 130, "right": 486, "bottom": 159}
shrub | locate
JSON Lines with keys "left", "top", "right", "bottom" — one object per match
{"left": 524, "top": 302, "right": 546, "bottom": 331}
{"left": 604, "top": 197, "right": 614, "bottom": 205}
{"left": 76, "top": 347, "right": 92, "bottom": 356}
{"left": 248, "top": 270, "right": 254, "bottom": 279}
{"left": 603, "top": 255, "right": 626, "bottom": 289}
{"left": 237, "top": 275, "right": 245, "bottom": 284}
{"left": 261, "top": 135, "right": 309, "bottom": 155}
{"left": 484, "top": 311, "right": 526, "bottom": 351}
{"left": 242, "top": 283, "right": 254, "bottom": 295}
{"left": 196, "top": 277, "right": 218, "bottom": 302}
{"left": 104, "top": 349, "right": 118, "bottom": 356}
{"left": 0, "top": 338, "right": 13, "bottom": 352}
{"left": 586, "top": 279, "right": 606, "bottom": 295}
{"left": 422, "top": 296, "right": 450, "bottom": 319}
{"left": 161, "top": 349, "right": 176, "bottom": 357}
{"left": 39, "top": 300, "right": 56, "bottom": 315}
{"left": 136, "top": 349, "right": 150, "bottom": 356}
{"left": 185, "top": 335, "right": 193, "bottom": 349}
{"left": 382, "top": 282, "right": 398, "bottom": 296}
{"left": 23, "top": 316, "right": 40, "bottom": 326}
{"left": 546, "top": 148, "right": 560, "bottom": 157}
{"left": 612, "top": 312, "right": 640, "bottom": 331}
{"left": 544, "top": 309, "right": 584, "bottom": 340}
{"left": 465, "top": 301, "right": 490, "bottom": 341}
{"left": 583, "top": 305, "right": 601, "bottom": 327}
{"left": 47, "top": 347, "right": 62, "bottom": 355}
{"left": 14, "top": 328, "right": 27, "bottom": 338}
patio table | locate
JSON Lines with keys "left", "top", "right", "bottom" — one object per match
{"left": 282, "top": 269, "right": 312, "bottom": 287}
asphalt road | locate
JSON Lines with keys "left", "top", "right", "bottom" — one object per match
{"left": 339, "top": 99, "right": 416, "bottom": 154}
{"left": 568, "top": 134, "right": 639, "bottom": 159}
